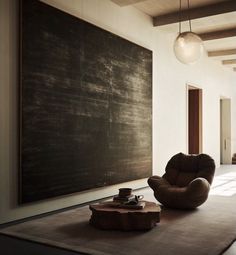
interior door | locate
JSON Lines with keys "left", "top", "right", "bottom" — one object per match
{"left": 220, "top": 98, "right": 231, "bottom": 164}
{"left": 188, "top": 86, "right": 202, "bottom": 154}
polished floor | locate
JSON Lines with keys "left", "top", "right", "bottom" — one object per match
{"left": 0, "top": 164, "right": 236, "bottom": 255}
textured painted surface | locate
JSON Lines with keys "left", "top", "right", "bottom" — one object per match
{"left": 20, "top": 0, "right": 152, "bottom": 203}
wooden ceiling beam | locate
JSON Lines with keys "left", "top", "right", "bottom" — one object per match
{"left": 198, "top": 28, "right": 236, "bottom": 41}
{"left": 111, "top": 0, "right": 147, "bottom": 7}
{"left": 153, "top": 0, "right": 236, "bottom": 26}
{"left": 222, "top": 59, "right": 236, "bottom": 65}
{"left": 208, "top": 49, "right": 236, "bottom": 57}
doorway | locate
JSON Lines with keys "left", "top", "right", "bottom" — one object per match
{"left": 220, "top": 98, "right": 231, "bottom": 164}
{"left": 188, "top": 86, "right": 202, "bottom": 154}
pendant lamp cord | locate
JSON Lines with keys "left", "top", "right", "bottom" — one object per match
{"left": 179, "top": 0, "right": 192, "bottom": 33}
{"left": 187, "top": 0, "right": 192, "bottom": 32}
{"left": 179, "top": 0, "right": 182, "bottom": 34}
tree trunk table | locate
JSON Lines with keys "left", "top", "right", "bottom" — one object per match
{"left": 89, "top": 201, "right": 161, "bottom": 231}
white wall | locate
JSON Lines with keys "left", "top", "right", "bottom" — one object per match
{"left": 154, "top": 31, "right": 236, "bottom": 170}
{"left": 0, "top": 0, "right": 235, "bottom": 224}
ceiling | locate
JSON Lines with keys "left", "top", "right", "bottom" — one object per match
{"left": 111, "top": 0, "right": 236, "bottom": 71}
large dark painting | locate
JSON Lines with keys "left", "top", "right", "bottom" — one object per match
{"left": 20, "top": 0, "right": 152, "bottom": 203}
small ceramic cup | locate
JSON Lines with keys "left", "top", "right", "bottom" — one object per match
{"left": 119, "top": 188, "right": 132, "bottom": 197}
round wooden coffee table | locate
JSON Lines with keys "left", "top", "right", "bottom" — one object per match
{"left": 89, "top": 201, "right": 161, "bottom": 231}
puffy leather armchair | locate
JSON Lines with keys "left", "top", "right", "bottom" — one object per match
{"left": 148, "top": 153, "right": 215, "bottom": 209}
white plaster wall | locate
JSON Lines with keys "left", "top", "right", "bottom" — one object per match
{"left": 154, "top": 30, "right": 236, "bottom": 172}
{"left": 0, "top": 0, "right": 235, "bottom": 224}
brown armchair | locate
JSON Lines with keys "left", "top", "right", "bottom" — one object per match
{"left": 148, "top": 153, "right": 215, "bottom": 209}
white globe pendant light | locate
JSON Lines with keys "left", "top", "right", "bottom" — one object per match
{"left": 173, "top": 0, "right": 204, "bottom": 64}
{"left": 174, "top": 31, "right": 203, "bottom": 64}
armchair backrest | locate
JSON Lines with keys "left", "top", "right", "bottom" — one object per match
{"left": 163, "top": 153, "right": 215, "bottom": 187}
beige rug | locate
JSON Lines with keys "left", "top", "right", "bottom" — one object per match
{"left": 0, "top": 191, "right": 236, "bottom": 255}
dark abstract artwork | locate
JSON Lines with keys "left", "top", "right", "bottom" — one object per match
{"left": 20, "top": 0, "right": 152, "bottom": 203}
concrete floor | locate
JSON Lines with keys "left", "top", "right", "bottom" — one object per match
{"left": 224, "top": 241, "right": 236, "bottom": 255}
{"left": 0, "top": 164, "right": 236, "bottom": 255}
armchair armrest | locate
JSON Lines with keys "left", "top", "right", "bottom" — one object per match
{"left": 185, "top": 177, "right": 211, "bottom": 208}
{"left": 148, "top": 175, "right": 170, "bottom": 190}
{"left": 187, "top": 177, "right": 210, "bottom": 194}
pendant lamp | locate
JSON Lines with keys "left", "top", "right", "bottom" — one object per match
{"left": 173, "top": 0, "right": 203, "bottom": 64}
